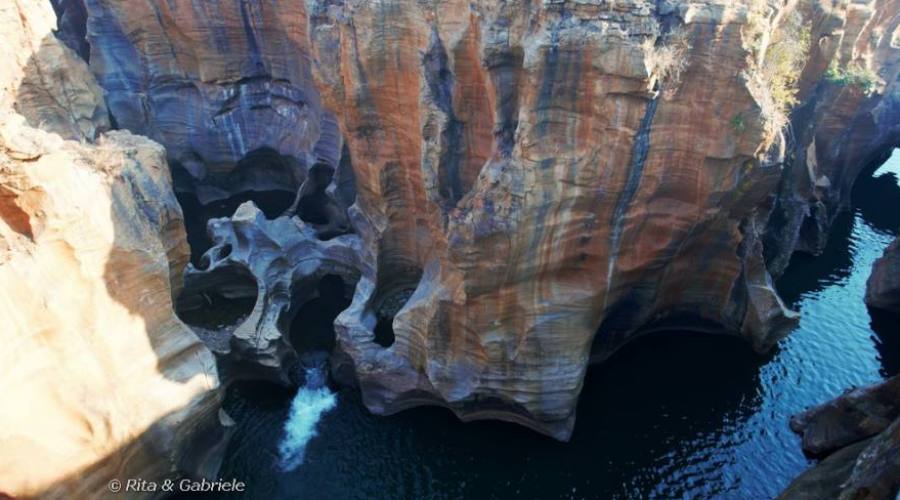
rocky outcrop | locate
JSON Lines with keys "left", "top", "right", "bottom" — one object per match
{"left": 866, "top": 236, "right": 900, "bottom": 314}
{"left": 0, "top": 1, "right": 228, "bottom": 498}
{"left": 75, "top": 0, "right": 900, "bottom": 440}
{"left": 176, "top": 202, "right": 364, "bottom": 385}
{"left": 780, "top": 376, "right": 900, "bottom": 499}
{"left": 790, "top": 376, "right": 900, "bottom": 457}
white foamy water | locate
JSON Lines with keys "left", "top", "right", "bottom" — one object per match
{"left": 277, "top": 367, "right": 337, "bottom": 471}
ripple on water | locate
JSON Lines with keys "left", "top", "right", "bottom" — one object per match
{"left": 216, "top": 154, "right": 900, "bottom": 499}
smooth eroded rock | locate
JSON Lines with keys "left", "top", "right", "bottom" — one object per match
{"left": 0, "top": 1, "right": 229, "bottom": 497}
{"left": 866, "top": 237, "right": 900, "bottom": 314}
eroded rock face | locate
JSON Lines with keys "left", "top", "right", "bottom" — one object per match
{"left": 781, "top": 375, "right": 900, "bottom": 500}
{"left": 307, "top": 0, "right": 801, "bottom": 439}
{"left": 766, "top": 0, "right": 900, "bottom": 274}
{"left": 176, "top": 202, "right": 365, "bottom": 385}
{"left": 0, "top": 1, "right": 228, "bottom": 497}
{"left": 867, "top": 236, "right": 900, "bottom": 314}
{"left": 77, "top": 0, "right": 900, "bottom": 440}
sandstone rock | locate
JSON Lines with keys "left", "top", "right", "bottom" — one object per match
{"left": 0, "top": 127, "right": 231, "bottom": 499}
{"left": 765, "top": 0, "right": 900, "bottom": 274}
{"left": 0, "top": 1, "right": 228, "bottom": 498}
{"left": 790, "top": 375, "right": 900, "bottom": 456}
{"left": 307, "top": 0, "right": 800, "bottom": 439}
{"left": 84, "top": 0, "right": 337, "bottom": 202}
{"left": 176, "top": 202, "right": 365, "bottom": 385}
{"left": 866, "top": 236, "right": 900, "bottom": 314}
{"left": 1, "top": 0, "right": 108, "bottom": 142}
{"left": 77, "top": 0, "right": 900, "bottom": 440}
{"left": 781, "top": 375, "right": 900, "bottom": 500}
{"left": 778, "top": 439, "right": 874, "bottom": 500}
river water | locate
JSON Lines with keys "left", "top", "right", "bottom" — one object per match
{"left": 214, "top": 153, "right": 899, "bottom": 499}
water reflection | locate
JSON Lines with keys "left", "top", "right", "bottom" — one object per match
{"left": 214, "top": 152, "right": 899, "bottom": 499}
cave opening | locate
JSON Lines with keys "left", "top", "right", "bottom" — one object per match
{"left": 175, "top": 265, "right": 258, "bottom": 351}
{"left": 171, "top": 147, "right": 303, "bottom": 265}
{"left": 287, "top": 274, "right": 354, "bottom": 355}
{"left": 287, "top": 161, "right": 353, "bottom": 241}
{"left": 176, "top": 189, "right": 297, "bottom": 265}
{"left": 296, "top": 163, "right": 334, "bottom": 225}
{"left": 373, "top": 317, "right": 396, "bottom": 348}
{"left": 851, "top": 147, "right": 900, "bottom": 234}
{"left": 369, "top": 285, "right": 415, "bottom": 349}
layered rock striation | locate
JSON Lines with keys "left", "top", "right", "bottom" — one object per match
{"left": 0, "top": 1, "right": 229, "bottom": 498}
{"left": 72, "top": 0, "right": 900, "bottom": 440}
{"left": 176, "top": 202, "right": 365, "bottom": 385}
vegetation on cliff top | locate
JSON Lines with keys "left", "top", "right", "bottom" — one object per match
{"left": 824, "top": 60, "right": 881, "bottom": 95}
{"left": 743, "top": 2, "right": 811, "bottom": 143}
{"left": 645, "top": 25, "right": 692, "bottom": 91}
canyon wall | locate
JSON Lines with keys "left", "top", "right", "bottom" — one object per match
{"left": 766, "top": 0, "right": 900, "bottom": 273}
{"left": 77, "top": 0, "right": 900, "bottom": 440}
{"left": 0, "top": 1, "right": 229, "bottom": 498}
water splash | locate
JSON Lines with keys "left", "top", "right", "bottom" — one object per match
{"left": 277, "top": 365, "right": 337, "bottom": 471}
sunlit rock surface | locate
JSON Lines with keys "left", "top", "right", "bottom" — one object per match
{"left": 80, "top": 0, "right": 900, "bottom": 440}
{"left": 0, "top": 1, "right": 228, "bottom": 497}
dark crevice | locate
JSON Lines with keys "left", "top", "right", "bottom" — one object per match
{"left": 297, "top": 164, "right": 335, "bottom": 225}
{"left": 176, "top": 189, "right": 295, "bottom": 266}
{"left": 373, "top": 317, "right": 396, "bottom": 348}
{"left": 175, "top": 265, "right": 258, "bottom": 330}
{"left": 49, "top": 0, "right": 90, "bottom": 62}
{"left": 171, "top": 147, "right": 304, "bottom": 265}
{"left": 370, "top": 286, "right": 413, "bottom": 349}
{"left": 851, "top": 148, "right": 900, "bottom": 234}
{"left": 286, "top": 275, "right": 354, "bottom": 355}
{"left": 485, "top": 47, "right": 524, "bottom": 158}
{"left": 424, "top": 29, "right": 464, "bottom": 206}
{"left": 284, "top": 161, "right": 353, "bottom": 241}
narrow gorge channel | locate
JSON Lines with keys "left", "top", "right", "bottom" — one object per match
{"left": 194, "top": 155, "right": 899, "bottom": 498}
{"left": 4, "top": 1, "right": 900, "bottom": 498}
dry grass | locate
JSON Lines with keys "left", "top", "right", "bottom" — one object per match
{"left": 741, "top": 2, "right": 811, "bottom": 142}
{"left": 645, "top": 26, "right": 692, "bottom": 90}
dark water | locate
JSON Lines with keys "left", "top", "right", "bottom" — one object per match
{"left": 211, "top": 155, "right": 900, "bottom": 499}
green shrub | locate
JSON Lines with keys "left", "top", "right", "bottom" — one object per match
{"left": 824, "top": 60, "right": 880, "bottom": 95}
{"left": 731, "top": 113, "right": 747, "bottom": 134}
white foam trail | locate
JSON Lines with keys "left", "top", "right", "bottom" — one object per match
{"left": 277, "top": 367, "right": 337, "bottom": 471}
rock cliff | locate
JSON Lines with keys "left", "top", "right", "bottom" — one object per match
{"left": 73, "top": 0, "right": 899, "bottom": 440}
{"left": 0, "top": 1, "right": 229, "bottom": 498}
{"left": 867, "top": 236, "right": 900, "bottom": 313}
